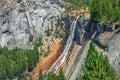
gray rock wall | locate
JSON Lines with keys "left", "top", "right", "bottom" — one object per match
{"left": 75, "top": 15, "right": 86, "bottom": 45}
{"left": 107, "top": 33, "right": 120, "bottom": 75}
{"left": 0, "top": 0, "right": 64, "bottom": 49}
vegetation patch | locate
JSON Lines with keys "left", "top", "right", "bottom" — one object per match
{"left": 45, "top": 27, "right": 51, "bottom": 36}
{"left": 29, "top": 35, "right": 33, "bottom": 42}
{"left": 63, "top": 0, "right": 88, "bottom": 12}
{"left": 0, "top": 37, "right": 44, "bottom": 79}
{"left": 64, "top": 0, "right": 120, "bottom": 26}
{"left": 0, "top": 47, "right": 39, "bottom": 80}
{"left": 34, "top": 37, "right": 43, "bottom": 48}
{"left": 89, "top": 0, "right": 120, "bottom": 25}
{"left": 0, "top": 10, "right": 11, "bottom": 17}
{"left": 39, "top": 69, "right": 65, "bottom": 80}
{"left": 80, "top": 42, "right": 118, "bottom": 80}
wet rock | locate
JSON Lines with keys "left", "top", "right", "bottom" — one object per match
{"left": 75, "top": 15, "right": 86, "bottom": 45}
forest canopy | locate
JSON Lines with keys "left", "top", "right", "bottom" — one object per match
{"left": 64, "top": 0, "right": 120, "bottom": 25}
{"left": 0, "top": 47, "right": 39, "bottom": 79}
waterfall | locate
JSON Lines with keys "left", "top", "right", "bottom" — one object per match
{"left": 50, "top": 16, "right": 79, "bottom": 73}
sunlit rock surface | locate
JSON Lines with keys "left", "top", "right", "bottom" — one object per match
{"left": 107, "top": 32, "right": 120, "bottom": 75}
{"left": 0, "top": 0, "right": 64, "bottom": 49}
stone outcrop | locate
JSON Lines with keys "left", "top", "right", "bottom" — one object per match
{"left": 95, "top": 21, "right": 120, "bottom": 49}
{"left": 95, "top": 31, "right": 115, "bottom": 48}
{"left": 75, "top": 14, "right": 89, "bottom": 45}
{"left": 0, "top": 0, "right": 64, "bottom": 49}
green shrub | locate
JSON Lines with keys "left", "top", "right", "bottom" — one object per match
{"left": 45, "top": 27, "right": 51, "bottom": 36}
{"left": 0, "top": 47, "right": 39, "bottom": 79}
{"left": 29, "top": 35, "right": 33, "bottom": 42}
{"left": 34, "top": 37, "right": 43, "bottom": 48}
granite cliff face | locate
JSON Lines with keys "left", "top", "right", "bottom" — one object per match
{"left": 0, "top": 0, "right": 64, "bottom": 49}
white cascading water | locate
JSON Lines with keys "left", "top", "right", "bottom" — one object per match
{"left": 49, "top": 16, "right": 79, "bottom": 73}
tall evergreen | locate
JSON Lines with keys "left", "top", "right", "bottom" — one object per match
{"left": 0, "top": 47, "right": 39, "bottom": 79}
{"left": 64, "top": 0, "right": 120, "bottom": 25}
